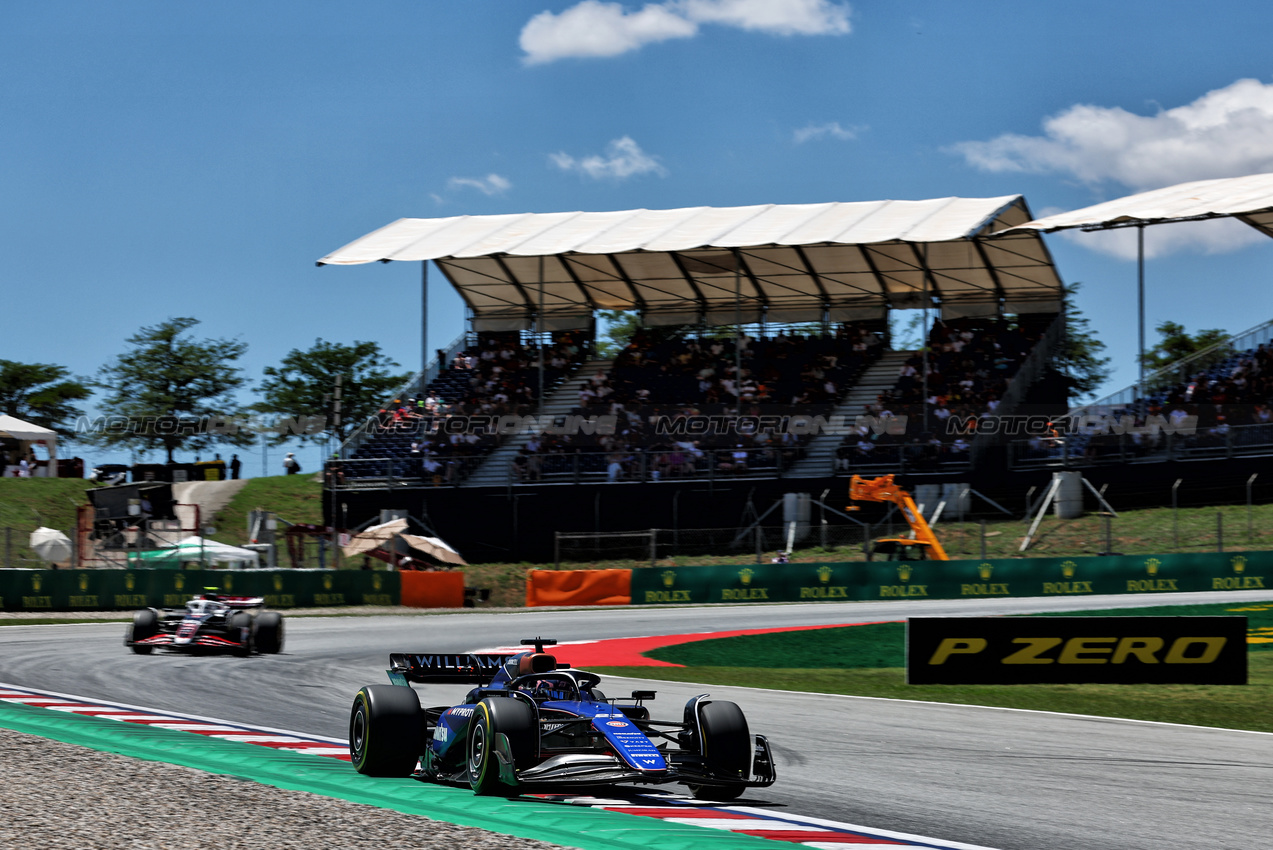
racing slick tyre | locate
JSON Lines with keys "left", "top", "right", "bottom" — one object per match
{"left": 228, "top": 611, "right": 253, "bottom": 657}
{"left": 467, "top": 697, "right": 536, "bottom": 795}
{"left": 253, "top": 612, "right": 284, "bottom": 654}
{"left": 128, "top": 608, "right": 158, "bottom": 655}
{"left": 350, "top": 685, "right": 423, "bottom": 777}
{"left": 689, "top": 700, "right": 750, "bottom": 801}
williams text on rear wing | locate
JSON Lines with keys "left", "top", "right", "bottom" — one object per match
{"left": 388, "top": 652, "right": 511, "bottom": 684}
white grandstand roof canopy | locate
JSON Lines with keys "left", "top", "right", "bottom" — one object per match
{"left": 318, "top": 196, "right": 1064, "bottom": 330}
{"left": 1002, "top": 172, "right": 1273, "bottom": 237}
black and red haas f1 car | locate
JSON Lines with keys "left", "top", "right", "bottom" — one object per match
{"left": 349, "top": 638, "right": 776, "bottom": 799}
{"left": 125, "top": 591, "right": 284, "bottom": 657}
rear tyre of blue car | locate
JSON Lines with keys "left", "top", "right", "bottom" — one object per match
{"left": 468, "top": 697, "right": 535, "bottom": 795}
{"left": 350, "top": 685, "right": 423, "bottom": 777}
{"left": 690, "top": 700, "right": 750, "bottom": 800}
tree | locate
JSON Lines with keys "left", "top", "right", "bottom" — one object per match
{"left": 1140, "top": 321, "right": 1230, "bottom": 373}
{"left": 0, "top": 360, "right": 91, "bottom": 436}
{"left": 1054, "top": 283, "right": 1113, "bottom": 400}
{"left": 254, "top": 339, "right": 410, "bottom": 446}
{"left": 94, "top": 317, "right": 250, "bottom": 462}
{"left": 595, "top": 310, "right": 642, "bottom": 358}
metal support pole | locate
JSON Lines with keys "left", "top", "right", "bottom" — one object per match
{"left": 1021, "top": 476, "right": 1062, "bottom": 551}
{"left": 649, "top": 528, "right": 657, "bottom": 568}
{"left": 733, "top": 250, "right": 742, "bottom": 408}
{"left": 921, "top": 253, "right": 929, "bottom": 434}
{"left": 1081, "top": 476, "right": 1118, "bottom": 517}
{"left": 538, "top": 255, "right": 545, "bottom": 418}
{"left": 421, "top": 261, "right": 429, "bottom": 375}
{"left": 1137, "top": 225, "right": 1145, "bottom": 404}
{"left": 1217, "top": 511, "right": 1224, "bottom": 553}
{"left": 554, "top": 531, "right": 560, "bottom": 570}
{"left": 1172, "top": 478, "right": 1182, "bottom": 552}
{"left": 979, "top": 519, "right": 987, "bottom": 560}
{"left": 1102, "top": 513, "right": 1113, "bottom": 555}
{"left": 672, "top": 490, "right": 681, "bottom": 554}
{"left": 754, "top": 525, "right": 762, "bottom": 564}
{"left": 820, "top": 487, "right": 829, "bottom": 550}
{"left": 1247, "top": 473, "right": 1257, "bottom": 544}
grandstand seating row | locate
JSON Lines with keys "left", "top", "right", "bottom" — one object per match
{"left": 335, "top": 316, "right": 1060, "bottom": 484}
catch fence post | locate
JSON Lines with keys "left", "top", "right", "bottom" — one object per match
{"left": 1172, "top": 478, "right": 1181, "bottom": 551}
{"left": 980, "top": 519, "right": 987, "bottom": 560}
{"left": 1247, "top": 473, "right": 1257, "bottom": 545}
{"left": 554, "top": 532, "right": 560, "bottom": 569}
{"left": 1217, "top": 512, "right": 1224, "bottom": 553}
{"left": 754, "top": 525, "right": 762, "bottom": 564}
{"left": 4, "top": 527, "right": 10, "bottom": 569}
{"left": 649, "top": 529, "right": 657, "bottom": 568}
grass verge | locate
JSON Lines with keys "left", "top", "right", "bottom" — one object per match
{"left": 593, "top": 601, "right": 1273, "bottom": 734}
{"left": 209, "top": 475, "right": 326, "bottom": 547}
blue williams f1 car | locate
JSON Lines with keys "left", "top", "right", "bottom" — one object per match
{"left": 349, "top": 638, "right": 776, "bottom": 798}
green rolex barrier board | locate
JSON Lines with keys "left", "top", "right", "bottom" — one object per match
{"left": 0, "top": 569, "right": 400, "bottom": 611}
{"left": 629, "top": 551, "right": 1271, "bottom": 605}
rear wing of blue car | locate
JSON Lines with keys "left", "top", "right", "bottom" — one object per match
{"left": 388, "top": 652, "right": 512, "bottom": 684}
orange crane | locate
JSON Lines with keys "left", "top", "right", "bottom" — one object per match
{"left": 848, "top": 474, "right": 949, "bottom": 561}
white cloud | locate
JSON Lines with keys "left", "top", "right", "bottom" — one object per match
{"left": 520, "top": 0, "right": 850, "bottom": 64}
{"left": 550, "top": 136, "right": 667, "bottom": 180}
{"left": 446, "top": 173, "right": 512, "bottom": 196}
{"left": 793, "top": 121, "right": 862, "bottom": 144}
{"left": 953, "top": 78, "right": 1273, "bottom": 190}
{"left": 954, "top": 78, "right": 1273, "bottom": 257}
{"left": 677, "top": 0, "right": 851, "bottom": 35}
{"left": 520, "top": 2, "right": 697, "bottom": 65}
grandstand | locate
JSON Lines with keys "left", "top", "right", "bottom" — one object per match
{"left": 315, "top": 194, "right": 1273, "bottom": 562}
{"left": 1011, "top": 316, "right": 1273, "bottom": 470}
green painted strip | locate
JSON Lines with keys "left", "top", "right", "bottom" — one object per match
{"left": 0, "top": 700, "right": 783, "bottom": 850}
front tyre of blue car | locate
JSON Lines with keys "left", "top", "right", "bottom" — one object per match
{"left": 467, "top": 697, "right": 535, "bottom": 795}
{"left": 688, "top": 700, "right": 751, "bottom": 800}
{"left": 350, "top": 685, "right": 423, "bottom": 777}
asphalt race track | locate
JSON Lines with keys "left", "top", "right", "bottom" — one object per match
{"left": 4, "top": 591, "right": 1272, "bottom": 850}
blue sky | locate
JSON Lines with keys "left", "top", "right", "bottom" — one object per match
{"left": 6, "top": 1, "right": 1273, "bottom": 474}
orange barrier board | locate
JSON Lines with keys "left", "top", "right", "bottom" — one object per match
{"left": 400, "top": 570, "right": 465, "bottom": 608}
{"left": 525, "top": 569, "right": 632, "bottom": 607}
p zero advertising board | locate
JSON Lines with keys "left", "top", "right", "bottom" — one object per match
{"left": 906, "top": 617, "right": 1248, "bottom": 685}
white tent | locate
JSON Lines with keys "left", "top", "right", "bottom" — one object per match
{"left": 342, "top": 517, "right": 408, "bottom": 558}
{"left": 400, "top": 533, "right": 469, "bottom": 566}
{"left": 0, "top": 414, "right": 58, "bottom": 477}
{"left": 1002, "top": 172, "right": 1273, "bottom": 395}
{"left": 132, "top": 536, "right": 261, "bottom": 568}
{"left": 1001, "top": 172, "right": 1273, "bottom": 236}
{"left": 319, "top": 197, "right": 1065, "bottom": 328}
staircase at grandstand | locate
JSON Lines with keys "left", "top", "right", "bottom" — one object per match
{"left": 461, "top": 357, "right": 615, "bottom": 488}
{"left": 784, "top": 350, "right": 914, "bottom": 478}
